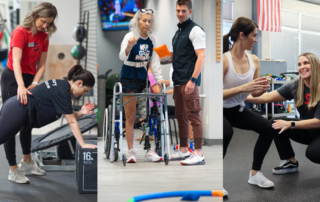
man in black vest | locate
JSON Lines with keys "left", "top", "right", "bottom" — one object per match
{"left": 161, "top": 0, "right": 206, "bottom": 165}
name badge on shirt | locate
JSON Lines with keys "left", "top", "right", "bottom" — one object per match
{"left": 28, "top": 42, "right": 35, "bottom": 48}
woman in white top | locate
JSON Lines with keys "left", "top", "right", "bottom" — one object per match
{"left": 223, "top": 17, "right": 273, "bottom": 196}
{"left": 119, "top": 9, "right": 165, "bottom": 163}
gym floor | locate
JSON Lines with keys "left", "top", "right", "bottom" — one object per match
{"left": 98, "top": 129, "right": 223, "bottom": 202}
{"left": 224, "top": 127, "right": 320, "bottom": 202}
{"left": 0, "top": 117, "right": 97, "bottom": 202}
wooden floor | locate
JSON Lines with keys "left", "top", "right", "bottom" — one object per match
{"left": 98, "top": 130, "right": 223, "bottom": 202}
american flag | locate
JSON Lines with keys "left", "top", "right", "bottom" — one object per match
{"left": 258, "top": 0, "right": 282, "bottom": 32}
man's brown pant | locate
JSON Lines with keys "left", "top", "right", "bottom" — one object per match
{"left": 173, "top": 85, "right": 203, "bottom": 149}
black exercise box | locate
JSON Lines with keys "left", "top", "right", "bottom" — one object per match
{"left": 75, "top": 140, "right": 97, "bottom": 194}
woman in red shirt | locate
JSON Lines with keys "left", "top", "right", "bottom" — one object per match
{"left": 0, "top": 2, "right": 57, "bottom": 184}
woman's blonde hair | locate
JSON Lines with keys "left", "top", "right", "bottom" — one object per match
{"left": 21, "top": 2, "right": 58, "bottom": 38}
{"left": 129, "top": 9, "right": 157, "bottom": 37}
{"left": 295, "top": 52, "right": 320, "bottom": 109}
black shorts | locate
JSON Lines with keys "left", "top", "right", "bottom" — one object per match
{"left": 121, "top": 78, "right": 148, "bottom": 93}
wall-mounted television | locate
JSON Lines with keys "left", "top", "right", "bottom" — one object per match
{"left": 99, "top": 0, "right": 142, "bottom": 31}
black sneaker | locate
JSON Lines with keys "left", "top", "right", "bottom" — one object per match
{"left": 272, "top": 160, "right": 299, "bottom": 174}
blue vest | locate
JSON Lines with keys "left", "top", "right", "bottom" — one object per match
{"left": 172, "top": 19, "right": 203, "bottom": 86}
{"left": 120, "top": 37, "right": 154, "bottom": 80}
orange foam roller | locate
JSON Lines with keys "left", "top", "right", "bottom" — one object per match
{"left": 153, "top": 44, "right": 172, "bottom": 58}
{"left": 212, "top": 190, "right": 223, "bottom": 197}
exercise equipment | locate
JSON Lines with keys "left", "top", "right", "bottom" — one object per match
{"left": 71, "top": 44, "right": 86, "bottom": 60}
{"left": 31, "top": 113, "right": 97, "bottom": 171}
{"left": 31, "top": 113, "right": 97, "bottom": 152}
{"left": 0, "top": 48, "right": 8, "bottom": 61}
{"left": 75, "top": 139, "right": 97, "bottom": 194}
{"left": 288, "top": 104, "right": 292, "bottom": 113}
{"left": 72, "top": 26, "right": 87, "bottom": 42}
{"left": 128, "top": 190, "right": 223, "bottom": 202}
{"left": 153, "top": 44, "right": 172, "bottom": 58}
{"left": 103, "top": 81, "right": 171, "bottom": 166}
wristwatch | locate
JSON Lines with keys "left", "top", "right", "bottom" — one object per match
{"left": 291, "top": 121, "right": 295, "bottom": 129}
{"left": 190, "top": 77, "right": 197, "bottom": 83}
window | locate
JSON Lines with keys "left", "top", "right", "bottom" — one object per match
{"left": 270, "top": 9, "right": 320, "bottom": 71}
{"left": 223, "top": 0, "right": 234, "bottom": 23}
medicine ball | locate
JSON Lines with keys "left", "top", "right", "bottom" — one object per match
{"left": 71, "top": 44, "right": 86, "bottom": 60}
{"left": 72, "top": 26, "right": 87, "bottom": 42}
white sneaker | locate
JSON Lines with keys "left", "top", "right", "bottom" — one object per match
{"left": 145, "top": 148, "right": 163, "bottom": 162}
{"left": 248, "top": 171, "right": 274, "bottom": 188}
{"left": 126, "top": 149, "right": 137, "bottom": 163}
{"left": 8, "top": 168, "right": 30, "bottom": 184}
{"left": 170, "top": 150, "right": 190, "bottom": 161}
{"left": 18, "top": 159, "right": 46, "bottom": 176}
{"left": 223, "top": 188, "right": 228, "bottom": 197}
{"left": 180, "top": 153, "right": 205, "bottom": 165}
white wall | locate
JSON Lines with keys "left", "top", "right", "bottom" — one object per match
{"left": 200, "top": 0, "right": 222, "bottom": 142}
{"left": 20, "top": 0, "right": 80, "bottom": 45}
{"left": 233, "top": 0, "right": 252, "bottom": 19}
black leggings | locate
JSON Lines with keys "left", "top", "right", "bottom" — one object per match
{"left": 1, "top": 68, "right": 34, "bottom": 166}
{"left": 272, "top": 117, "right": 320, "bottom": 164}
{"left": 224, "top": 106, "right": 274, "bottom": 170}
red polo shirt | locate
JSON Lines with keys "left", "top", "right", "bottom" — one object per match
{"left": 7, "top": 26, "right": 49, "bottom": 75}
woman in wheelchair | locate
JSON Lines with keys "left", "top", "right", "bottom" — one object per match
{"left": 0, "top": 65, "right": 96, "bottom": 184}
{"left": 119, "top": 9, "right": 166, "bottom": 163}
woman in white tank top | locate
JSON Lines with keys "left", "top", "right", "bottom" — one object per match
{"left": 222, "top": 17, "right": 274, "bottom": 197}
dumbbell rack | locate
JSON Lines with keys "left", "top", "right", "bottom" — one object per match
{"left": 77, "top": 10, "right": 89, "bottom": 69}
{"left": 270, "top": 80, "right": 298, "bottom": 118}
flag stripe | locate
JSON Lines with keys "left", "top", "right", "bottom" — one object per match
{"left": 258, "top": 0, "right": 281, "bottom": 32}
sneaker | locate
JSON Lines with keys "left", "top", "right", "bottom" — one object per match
{"left": 170, "top": 150, "right": 190, "bottom": 161}
{"left": 8, "top": 168, "right": 30, "bottom": 184}
{"left": 272, "top": 160, "right": 299, "bottom": 174}
{"left": 180, "top": 153, "right": 205, "bottom": 165}
{"left": 126, "top": 149, "right": 137, "bottom": 163}
{"left": 248, "top": 171, "right": 274, "bottom": 188}
{"left": 223, "top": 188, "right": 228, "bottom": 198}
{"left": 18, "top": 159, "right": 46, "bottom": 176}
{"left": 145, "top": 148, "right": 163, "bottom": 162}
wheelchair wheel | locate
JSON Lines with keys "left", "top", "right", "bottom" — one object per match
{"left": 155, "top": 117, "right": 162, "bottom": 157}
{"left": 105, "top": 104, "right": 113, "bottom": 159}
{"left": 164, "top": 153, "right": 169, "bottom": 165}
{"left": 122, "top": 154, "right": 126, "bottom": 166}
{"left": 114, "top": 147, "right": 119, "bottom": 162}
{"left": 103, "top": 108, "right": 108, "bottom": 154}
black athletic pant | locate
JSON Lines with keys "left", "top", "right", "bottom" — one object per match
{"left": 271, "top": 117, "right": 320, "bottom": 164}
{"left": 1, "top": 68, "right": 34, "bottom": 166}
{"left": 224, "top": 106, "right": 274, "bottom": 170}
